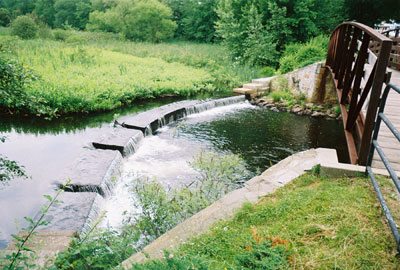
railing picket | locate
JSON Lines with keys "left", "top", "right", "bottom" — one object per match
{"left": 341, "top": 28, "right": 361, "bottom": 104}
{"left": 337, "top": 25, "right": 353, "bottom": 87}
{"left": 346, "top": 34, "right": 371, "bottom": 130}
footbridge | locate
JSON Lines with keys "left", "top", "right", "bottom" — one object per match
{"left": 324, "top": 21, "right": 400, "bottom": 251}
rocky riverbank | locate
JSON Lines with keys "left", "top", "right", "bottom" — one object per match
{"left": 250, "top": 97, "right": 341, "bottom": 120}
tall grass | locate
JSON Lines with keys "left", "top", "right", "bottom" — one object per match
{"left": 0, "top": 29, "right": 261, "bottom": 118}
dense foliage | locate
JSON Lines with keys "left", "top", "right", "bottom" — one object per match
{"left": 215, "top": 0, "right": 344, "bottom": 67}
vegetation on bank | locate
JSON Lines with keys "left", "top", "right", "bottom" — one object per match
{"left": 0, "top": 30, "right": 260, "bottom": 118}
{"left": 49, "top": 152, "right": 252, "bottom": 269}
{"left": 0, "top": 136, "right": 27, "bottom": 183}
{"left": 133, "top": 173, "right": 399, "bottom": 269}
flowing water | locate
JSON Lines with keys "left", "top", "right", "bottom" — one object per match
{"left": 0, "top": 98, "right": 184, "bottom": 248}
{"left": 102, "top": 102, "right": 348, "bottom": 228}
{"left": 0, "top": 98, "right": 348, "bottom": 247}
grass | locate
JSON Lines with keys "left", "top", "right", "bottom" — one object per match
{"left": 0, "top": 29, "right": 260, "bottom": 117}
{"left": 135, "top": 174, "right": 400, "bottom": 269}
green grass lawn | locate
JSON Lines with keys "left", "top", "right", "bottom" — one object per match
{"left": 133, "top": 174, "right": 400, "bottom": 270}
{"left": 0, "top": 29, "right": 260, "bottom": 117}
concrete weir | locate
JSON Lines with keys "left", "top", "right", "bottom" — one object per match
{"left": 18, "top": 95, "right": 247, "bottom": 263}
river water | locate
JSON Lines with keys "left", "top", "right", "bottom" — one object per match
{"left": 0, "top": 99, "right": 348, "bottom": 247}
{"left": 102, "top": 102, "right": 348, "bottom": 228}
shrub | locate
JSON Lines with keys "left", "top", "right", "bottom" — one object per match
{"left": 53, "top": 29, "right": 70, "bottom": 41}
{"left": 270, "top": 90, "right": 293, "bottom": 103}
{"left": 0, "top": 56, "right": 34, "bottom": 111}
{"left": 278, "top": 35, "right": 328, "bottom": 73}
{"left": 37, "top": 22, "right": 54, "bottom": 39}
{"left": 10, "top": 15, "right": 39, "bottom": 39}
{"left": 119, "top": 0, "right": 177, "bottom": 42}
{"left": 261, "top": 66, "right": 276, "bottom": 77}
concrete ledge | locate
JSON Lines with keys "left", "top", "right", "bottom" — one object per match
{"left": 40, "top": 192, "right": 104, "bottom": 234}
{"left": 59, "top": 149, "right": 123, "bottom": 197}
{"left": 320, "top": 161, "right": 393, "bottom": 178}
{"left": 92, "top": 127, "right": 144, "bottom": 157}
{"left": 121, "top": 148, "right": 337, "bottom": 268}
{"left": 118, "top": 96, "right": 246, "bottom": 134}
{"left": 118, "top": 100, "right": 200, "bottom": 133}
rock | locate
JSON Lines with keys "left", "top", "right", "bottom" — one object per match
{"left": 257, "top": 98, "right": 267, "bottom": 103}
{"left": 328, "top": 114, "right": 336, "bottom": 118}
{"left": 306, "top": 103, "right": 314, "bottom": 109}
{"left": 292, "top": 107, "right": 302, "bottom": 113}
{"left": 270, "top": 107, "right": 279, "bottom": 112}
{"left": 304, "top": 109, "right": 312, "bottom": 115}
{"left": 312, "top": 112, "right": 324, "bottom": 117}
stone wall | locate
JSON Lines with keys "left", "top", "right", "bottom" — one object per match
{"left": 269, "top": 62, "right": 337, "bottom": 104}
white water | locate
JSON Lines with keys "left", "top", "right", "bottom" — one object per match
{"left": 102, "top": 101, "right": 255, "bottom": 228}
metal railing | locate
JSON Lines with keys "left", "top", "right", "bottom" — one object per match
{"left": 366, "top": 82, "right": 400, "bottom": 252}
{"left": 325, "top": 22, "right": 392, "bottom": 165}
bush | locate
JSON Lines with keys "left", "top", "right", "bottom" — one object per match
{"left": 0, "top": 56, "right": 33, "bottom": 111}
{"left": 120, "top": 0, "right": 177, "bottom": 42}
{"left": 261, "top": 66, "right": 276, "bottom": 77}
{"left": 53, "top": 29, "right": 70, "bottom": 41}
{"left": 10, "top": 15, "right": 39, "bottom": 39}
{"left": 278, "top": 35, "right": 328, "bottom": 73}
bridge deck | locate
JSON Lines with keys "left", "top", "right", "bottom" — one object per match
{"left": 372, "top": 68, "right": 400, "bottom": 171}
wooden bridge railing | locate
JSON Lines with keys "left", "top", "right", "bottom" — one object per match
{"left": 325, "top": 22, "right": 393, "bottom": 165}
{"left": 371, "top": 28, "right": 400, "bottom": 70}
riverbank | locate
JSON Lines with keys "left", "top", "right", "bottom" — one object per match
{"left": 0, "top": 29, "right": 260, "bottom": 118}
{"left": 250, "top": 96, "right": 341, "bottom": 120}
{"left": 128, "top": 172, "right": 399, "bottom": 269}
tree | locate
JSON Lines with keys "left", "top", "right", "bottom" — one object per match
{"left": 0, "top": 8, "right": 11, "bottom": 26}
{"left": 215, "top": 0, "right": 347, "bottom": 67}
{"left": 54, "top": 0, "right": 91, "bottom": 29}
{"left": 121, "top": 0, "right": 176, "bottom": 42}
{"left": 34, "top": 0, "right": 56, "bottom": 27}
{"left": 344, "top": 0, "right": 400, "bottom": 26}
{"left": 86, "top": 9, "right": 119, "bottom": 32}
{"left": 2, "top": 0, "right": 36, "bottom": 16}
{"left": 164, "top": 0, "right": 218, "bottom": 42}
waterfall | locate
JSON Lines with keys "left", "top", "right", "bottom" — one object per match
{"left": 80, "top": 194, "right": 104, "bottom": 235}
{"left": 123, "top": 132, "right": 144, "bottom": 156}
{"left": 185, "top": 96, "right": 246, "bottom": 115}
